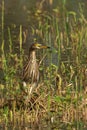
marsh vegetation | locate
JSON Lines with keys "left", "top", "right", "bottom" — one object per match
{"left": 0, "top": 0, "right": 87, "bottom": 129}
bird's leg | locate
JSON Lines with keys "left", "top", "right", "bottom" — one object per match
{"left": 29, "top": 86, "right": 33, "bottom": 96}
{"left": 29, "top": 82, "right": 38, "bottom": 95}
{"left": 24, "top": 83, "right": 32, "bottom": 102}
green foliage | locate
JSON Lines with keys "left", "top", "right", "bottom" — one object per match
{"left": 0, "top": 0, "right": 87, "bottom": 128}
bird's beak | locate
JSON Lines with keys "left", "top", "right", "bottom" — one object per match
{"left": 40, "top": 45, "right": 50, "bottom": 49}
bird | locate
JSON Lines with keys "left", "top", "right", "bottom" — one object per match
{"left": 22, "top": 43, "right": 50, "bottom": 97}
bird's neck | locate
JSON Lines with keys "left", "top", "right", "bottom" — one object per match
{"left": 29, "top": 50, "right": 37, "bottom": 62}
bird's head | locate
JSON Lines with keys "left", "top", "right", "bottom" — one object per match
{"left": 30, "top": 43, "right": 50, "bottom": 50}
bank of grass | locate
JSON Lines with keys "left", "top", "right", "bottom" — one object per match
{"left": 0, "top": 0, "right": 87, "bottom": 128}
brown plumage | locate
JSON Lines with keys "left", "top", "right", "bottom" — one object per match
{"left": 22, "top": 43, "right": 49, "bottom": 95}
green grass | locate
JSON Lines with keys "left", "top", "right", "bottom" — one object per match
{"left": 0, "top": 0, "right": 87, "bottom": 129}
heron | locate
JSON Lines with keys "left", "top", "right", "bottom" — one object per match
{"left": 22, "top": 43, "right": 50, "bottom": 97}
